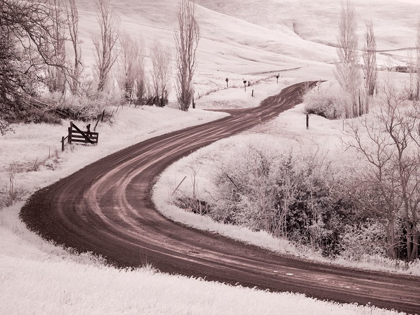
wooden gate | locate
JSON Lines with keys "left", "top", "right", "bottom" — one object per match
{"left": 62, "top": 122, "right": 99, "bottom": 151}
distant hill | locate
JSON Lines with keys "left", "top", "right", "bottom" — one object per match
{"left": 196, "top": 0, "right": 420, "bottom": 50}
{"left": 74, "top": 0, "right": 419, "bottom": 80}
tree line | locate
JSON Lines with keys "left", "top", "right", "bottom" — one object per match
{"left": 0, "top": 0, "right": 200, "bottom": 134}
{"left": 335, "top": 0, "right": 420, "bottom": 118}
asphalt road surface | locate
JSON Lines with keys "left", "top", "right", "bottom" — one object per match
{"left": 21, "top": 82, "right": 420, "bottom": 314}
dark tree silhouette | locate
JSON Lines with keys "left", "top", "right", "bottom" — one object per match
{"left": 0, "top": 0, "right": 68, "bottom": 131}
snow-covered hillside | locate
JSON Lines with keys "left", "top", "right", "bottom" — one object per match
{"left": 74, "top": 0, "right": 419, "bottom": 97}
{"left": 75, "top": 0, "right": 337, "bottom": 95}
{"left": 196, "top": 0, "right": 419, "bottom": 50}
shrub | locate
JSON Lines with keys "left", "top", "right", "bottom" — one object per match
{"left": 46, "top": 92, "right": 120, "bottom": 122}
{"left": 174, "top": 196, "right": 210, "bottom": 215}
{"left": 211, "top": 145, "right": 279, "bottom": 230}
{"left": 209, "top": 144, "right": 356, "bottom": 257}
{"left": 179, "top": 138, "right": 415, "bottom": 262}
{"left": 24, "top": 108, "right": 62, "bottom": 125}
{"left": 340, "top": 221, "right": 387, "bottom": 261}
{"left": 304, "top": 83, "right": 345, "bottom": 119}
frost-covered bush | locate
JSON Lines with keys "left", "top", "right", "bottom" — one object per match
{"left": 211, "top": 144, "right": 279, "bottom": 231}
{"left": 25, "top": 107, "right": 62, "bottom": 125}
{"left": 210, "top": 144, "right": 356, "bottom": 257}
{"left": 176, "top": 138, "right": 419, "bottom": 262}
{"left": 340, "top": 221, "right": 387, "bottom": 261}
{"left": 304, "top": 83, "right": 345, "bottom": 119}
{"left": 43, "top": 91, "right": 120, "bottom": 122}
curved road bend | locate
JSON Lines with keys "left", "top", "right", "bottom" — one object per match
{"left": 21, "top": 82, "right": 420, "bottom": 314}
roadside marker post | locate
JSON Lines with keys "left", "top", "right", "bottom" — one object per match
{"left": 172, "top": 176, "right": 187, "bottom": 196}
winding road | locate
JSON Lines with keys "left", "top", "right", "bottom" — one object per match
{"left": 21, "top": 82, "right": 420, "bottom": 314}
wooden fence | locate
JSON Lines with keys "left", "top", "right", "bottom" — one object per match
{"left": 62, "top": 122, "right": 99, "bottom": 151}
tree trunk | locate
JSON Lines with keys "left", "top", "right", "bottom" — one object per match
{"left": 386, "top": 221, "right": 397, "bottom": 259}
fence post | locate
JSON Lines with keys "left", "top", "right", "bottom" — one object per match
{"left": 252, "top": 90, "right": 254, "bottom": 97}
{"left": 94, "top": 115, "right": 100, "bottom": 132}
{"left": 306, "top": 113, "right": 309, "bottom": 129}
{"left": 62, "top": 136, "right": 65, "bottom": 151}
{"left": 68, "top": 122, "right": 72, "bottom": 144}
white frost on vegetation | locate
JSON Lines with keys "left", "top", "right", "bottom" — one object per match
{"left": 153, "top": 103, "right": 420, "bottom": 277}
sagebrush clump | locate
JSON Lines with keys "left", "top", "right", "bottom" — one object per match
{"left": 304, "top": 83, "right": 345, "bottom": 119}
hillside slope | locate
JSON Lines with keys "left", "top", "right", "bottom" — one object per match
{"left": 196, "top": 0, "right": 420, "bottom": 50}
{"left": 75, "top": 0, "right": 335, "bottom": 74}
{"left": 74, "top": 0, "right": 420, "bottom": 96}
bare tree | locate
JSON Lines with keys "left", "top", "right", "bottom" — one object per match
{"left": 65, "top": 0, "right": 82, "bottom": 95}
{"left": 272, "top": 155, "right": 297, "bottom": 239}
{"left": 118, "top": 33, "right": 145, "bottom": 103}
{"left": 175, "top": 0, "right": 200, "bottom": 111}
{"left": 150, "top": 41, "right": 172, "bottom": 107}
{"left": 351, "top": 177, "right": 400, "bottom": 259}
{"left": 1, "top": 0, "right": 69, "bottom": 126}
{"left": 363, "top": 21, "right": 377, "bottom": 110}
{"left": 335, "top": 0, "right": 361, "bottom": 118}
{"left": 347, "top": 117, "right": 401, "bottom": 259}
{"left": 346, "top": 83, "right": 420, "bottom": 261}
{"left": 134, "top": 51, "right": 147, "bottom": 105}
{"left": 92, "top": 0, "right": 120, "bottom": 92}
{"left": 44, "top": 0, "right": 66, "bottom": 94}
